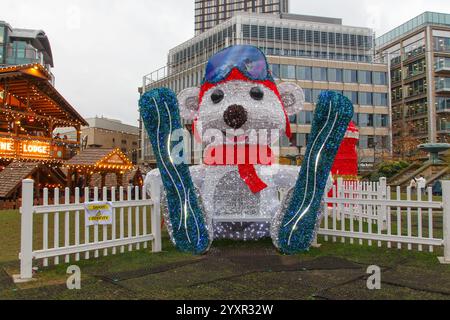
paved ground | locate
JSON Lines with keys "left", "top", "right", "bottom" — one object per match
{"left": 1, "top": 236, "right": 450, "bottom": 300}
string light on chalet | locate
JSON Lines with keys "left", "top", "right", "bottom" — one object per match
{"left": 0, "top": 63, "right": 86, "bottom": 191}
{"left": 0, "top": 64, "right": 140, "bottom": 193}
{"left": 64, "top": 149, "right": 134, "bottom": 173}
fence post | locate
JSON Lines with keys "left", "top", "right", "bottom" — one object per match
{"left": 439, "top": 181, "right": 450, "bottom": 264}
{"left": 16, "top": 179, "right": 34, "bottom": 282}
{"left": 378, "top": 177, "right": 388, "bottom": 231}
{"left": 149, "top": 180, "right": 162, "bottom": 253}
{"left": 337, "top": 178, "right": 344, "bottom": 221}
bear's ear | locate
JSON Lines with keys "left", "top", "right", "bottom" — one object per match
{"left": 277, "top": 82, "right": 305, "bottom": 116}
{"left": 178, "top": 87, "right": 200, "bottom": 120}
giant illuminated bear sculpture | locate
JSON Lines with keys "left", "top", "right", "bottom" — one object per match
{"left": 140, "top": 45, "right": 353, "bottom": 255}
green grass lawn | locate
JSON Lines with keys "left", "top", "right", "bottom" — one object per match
{"left": 0, "top": 209, "right": 449, "bottom": 300}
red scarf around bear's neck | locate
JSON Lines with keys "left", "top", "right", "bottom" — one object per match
{"left": 203, "top": 144, "right": 274, "bottom": 194}
{"left": 194, "top": 68, "right": 290, "bottom": 194}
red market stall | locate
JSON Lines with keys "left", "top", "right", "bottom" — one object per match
{"left": 328, "top": 122, "right": 359, "bottom": 199}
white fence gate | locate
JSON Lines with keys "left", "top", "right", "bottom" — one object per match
{"left": 17, "top": 179, "right": 162, "bottom": 282}
{"left": 320, "top": 178, "right": 450, "bottom": 263}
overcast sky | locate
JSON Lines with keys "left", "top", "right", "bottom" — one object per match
{"left": 2, "top": 0, "right": 449, "bottom": 126}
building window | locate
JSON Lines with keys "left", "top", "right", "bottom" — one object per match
{"left": 374, "top": 114, "right": 389, "bottom": 128}
{"left": 359, "top": 135, "right": 368, "bottom": 149}
{"left": 404, "top": 38, "right": 425, "bottom": 60}
{"left": 436, "top": 77, "right": 450, "bottom": 91}
{"left": 405, "top": 78, "right": 427, "bottom": 97}
{"left": 391, "top": 69, "right": 402, "bottom": 83}
{"left": 392, "top": 87, "right": 403, "bottom": 102}
{"left": 297, "top": 66, "right": 312, "bottom": 80}
{"left": 358, "top": 114, "right": 374, "bottom": 127}
{"left": 406, "top": 98, "right": 428, "bottom": 117}
{"left": 312, "top": 89, "right": 322, "bottom": 103}
{"left": 289, "top": 115, "right": 297, "bottom": 124}
{"left": 299, "top": 111, "right": 313, "bottom": 125}
{"left": 358, "top": 92, "right": 373, "bottom": 106}
{"left": 328, "top": 68, "right": 343, "bottom": 82}
{"left": 434, "top": 36, "right": 450, "bottom": 52}
{"left": 312, "top": 67, "right": 327, "bottom": 81}
{"left": 270, "top": 64, "right": 280, "bottom": 79}
{"left": 435, "top": 57, "right": 450, "bottom": 71}
{"left": 344, "top": 91, "right": 358, "bottom": 105}
{"left": 297, "top": 133, "right": 309, "bottom": 146}
{"left": 280, "top": 64, "right": 296, "bottom": 79}
{"left": 303, "top": 88, "right": 313, "bottom": 103}
{"left": 358, "top": 70, "right": 372, "bottom": 84}
{"left": 373, "top": 72, "right": 387, "bottom": 85}
{"left": 436, "top": 97, "right": 450, "bottom": 111}
{"left": 343, "top": 69, "right": 358, "bottom": 83}
{"left": 358, "top": 135, "right": 376, "bottom": 149}
{"left": 373, "top": 93, "right": 388, "bottom": 106}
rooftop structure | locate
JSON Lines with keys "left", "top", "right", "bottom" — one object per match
{"left": 0, "top": 21, "right": 54, "bottom": 70}
{"left": 376, "top": 12, "right": 450, "bottom": 48}
{"left": 195, "top": 0, "right": 290, "bottom": 34}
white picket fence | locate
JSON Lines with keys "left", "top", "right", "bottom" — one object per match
{"left": 17, "top": 179, "right": 162, "bottom": 281}
{"left": 320, "top": 178, "right": 450, "bottom": 263}
{"left": 17, "top": 177, "right": 450, "bottom": 281}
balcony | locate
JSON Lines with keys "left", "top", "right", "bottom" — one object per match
{"left": 435, "top": 58, "right": 450, "bottom": 74}
{"left": 435, "top": 78, "right": 450, "bottom": 93}
{"left": 436, "top": 98, "right": 450, "bottom": 114}
{"left": 402, "top": 47, "right": 426, "bottom": 64}
{"left": 390, "top": 56, "right": 402, "bottom": 67}
{"left": 404, "top": 91, "right": 427, "bottom": 101}
{"left": 403, "top": 70, "right": 426, "bottom": 84}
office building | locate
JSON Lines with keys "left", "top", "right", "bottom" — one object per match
{"left": 376, "top": 12, "right": 450, "bottom": 158}
{"left": 0, "top": 21, "right": 53, "bottom": 71}
{"left": 57, "top": 117, "right": 140, "bottom": 164}
{"left": 195, "top": 0, "right": 289, "bottom": 34}
{"left": 140, "top": 12, "right": 391, "bottom": 171}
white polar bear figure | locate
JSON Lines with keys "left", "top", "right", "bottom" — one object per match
{"left": 143, "top": 61, "right": 332, "bottom": 241}
{"left": 139, "top": 45, "right": 352, "bottom": 255}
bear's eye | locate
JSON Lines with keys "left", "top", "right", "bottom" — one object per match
{"left": 250, "top": 87, "right": 264, "bottom": 101}
{"left": 211, "top": 89, "right": 224, "bottom": 104}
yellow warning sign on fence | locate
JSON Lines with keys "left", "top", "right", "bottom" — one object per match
{"left": 84, "top": 202, "right": 113, "bottom": 226}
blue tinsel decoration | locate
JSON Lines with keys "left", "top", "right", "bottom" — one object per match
{"left": 276, "top": 91, "right": 354, "bottom": 254}
{"left": 139, "top": 88, "right": 211, "bottom": 255}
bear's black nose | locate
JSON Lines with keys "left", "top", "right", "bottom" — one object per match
{"left": 223, "top": 105, "right": 248, "bottom": 129}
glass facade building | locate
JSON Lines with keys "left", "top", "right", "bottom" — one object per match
{"left": 376, "top": 12, "right": 450, "bottom": 158}
{"left": 195, "top": 0, "right": 289, "bottom": 34}
{"left": 140, "top": 13, "right": 391, "bottom": 170}
{"left": 0, "top": 21, "right": 54, "bottom": 70}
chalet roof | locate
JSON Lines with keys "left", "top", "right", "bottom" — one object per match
{"left": 66, "top": 148, "right": 114, "bottom": 166}
{"left": 0, "top": 64, "right": 88, "bottom": 127}
{"left": 0, "top": 161, "right": 66, "bottom": 198}
{"left": 89, "top": 167, "right": 144, "bottom": 189}
{"left": 65, "top": 148, "right": 133, "bottom": 170}
{"left": 0, "top": 161, "right": 39, "bottom": 198}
